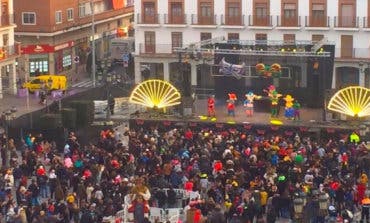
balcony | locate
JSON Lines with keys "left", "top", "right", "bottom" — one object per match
{"left": 304, "top": 16, "right": 330, "bottom": 29}
{"left": 334, "top": 16, "right": 359, "bottom": 29}
{"left": 276, "top": 16, "right": 301, "bottom": 29}
{"left": 248, "top": 15, "right": 273, "bottom": 28}
{"left": 136, "top": 13, "right": 159, "bottom": 25}
{"left": 138, "top": 43, "right": 177, "bottom": 56}
{"left": 335, "top": 48, "right": 370, "bottom": 60}
{"left": 0, "top": 43, "right": 21, "bottom": 61}
{"left": 164, "top": 14, "right": 187, "bottom": 25}
{"left": 0, "top": 13, "right": 14, "bottom": 27}
{"left": 221, "top": 15, "right": 245, "bottom": 27}
{"left": 191, "top": 14, "right": 217, "bottom": 27}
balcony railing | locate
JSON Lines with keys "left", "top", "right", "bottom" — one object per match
{"left": 164, "top": 14, "right": 187, "bottom": 24}
{"left": 0, "top": 43, "right": 21, "bottom": 61}
{"left": 191, "top": 14, "right": 217, "bottom": 25}
{"left": 277, "top": 16, "right": 301, "bottom": 27}
{"left": 136, "top": 13, "right": 159, "bottom": 24}
{"left": 248, "top": 15, "right": 272, "bottom": 26}
{"left": 304, "top": 16, "right": 330, "bottom": 27}
{"left": 334, "top": 16, "right": 359, "bottom": 28}
{"left": 139, "top": 43, "right": 177, "bottom": 55}
{"left": 335, "top": 48, "right": 370, "bottom": 59}
{"left": 0, "top": 13, "right": 14, "bottom": 26}
{"left": 221, "top": 14, "right": 245, "bottom": 26}
{"left": 363, "top": 17, "right": 370, "bottom": 28}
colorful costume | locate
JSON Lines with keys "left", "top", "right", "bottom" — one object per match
{"left": 283, "top": 95, "right": 295, "bottom": 119}
{"left": 227, "top": 100, "right": 235, "bottom": 117}
{"left": 244, "top": 91, "right": 261, "bottom": 117}
{"left": 266, "top": 90, "right": 282, "bottom": 117}
{"left": 293, "top": 100, "right": 301, "bottom": 120}
{"left": 227, "top": 93, "right": 237, "bottom": 117}
{"left": 207, "top": 95, "right": 215, "bottom": 117}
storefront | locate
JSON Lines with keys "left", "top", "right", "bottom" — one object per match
{"left": 21, "top": 41, "right": 74, "bottom": 76}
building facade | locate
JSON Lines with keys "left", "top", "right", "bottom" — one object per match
{"left": 0, "top": 0, "right": 20, "bottom": 98}
{"left": 14, "top": 0, "right": 133, "bottom": 81}
{"left": 134, "top": 0, "right": 370, "bottom": 95}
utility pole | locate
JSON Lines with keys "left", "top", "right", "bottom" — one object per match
{"left": 91, "top": 0, "right": 96, "bottom": 87}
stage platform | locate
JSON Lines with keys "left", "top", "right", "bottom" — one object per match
{"left": 128, "top": 99, "right": 362, "bottom": 139}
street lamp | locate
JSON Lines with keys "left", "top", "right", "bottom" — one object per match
{"left": 91, "top": 0, "right": 96, "bottom": 87}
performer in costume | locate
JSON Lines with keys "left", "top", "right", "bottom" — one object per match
{"left": 293, "top": 100, "right": 301, "bottom": 121}
{"left": 244, "top": 91, "right": 261, "bottom": 117}
{"left": 283, "top": 95, "right": 295, "bottom": 119}
{"left": 265, "top": 89, "right": 282, "bottom": 118}
{"left": 207, "top": 95, "right": 216, "bottom": 117}
{"left": 227, "top": 93, "right": 237, "bottom": 117}
{"left": 128, "top": 177, "right": 151, "bottom": 221}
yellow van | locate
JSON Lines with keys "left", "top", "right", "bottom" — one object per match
{"left": 23, "top": 75, "right": 67, "bottom": 93}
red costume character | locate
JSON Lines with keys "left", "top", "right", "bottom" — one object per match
{"left": 227, "top": 93, "right": 237, "bottom": 117}
{"left": 207, "top": 95, "right": 215, "bottom": 117}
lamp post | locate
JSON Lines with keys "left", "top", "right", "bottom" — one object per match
{"left": 91, "top": 0, "right": 96, "bottom": 87}
{"left": 106, "top": 72, "right": 113, "bottom": 120}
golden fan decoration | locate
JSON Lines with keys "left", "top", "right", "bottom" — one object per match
{"left": 327, "top": 86, "right": 370, "bottom": 117}
{"left": 129, "top": 79, "right": 181, "bottom": 109}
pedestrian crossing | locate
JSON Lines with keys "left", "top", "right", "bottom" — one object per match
{"left": 70, "top": 79, "right": 95, "bottom": 88}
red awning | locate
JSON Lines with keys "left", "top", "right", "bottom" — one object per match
{"left": 112, "top": 0, "right": 124, "bottom": 9}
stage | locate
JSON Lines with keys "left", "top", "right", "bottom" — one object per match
{"left": 128, "top": 99, "right": 361, "bottom": 139}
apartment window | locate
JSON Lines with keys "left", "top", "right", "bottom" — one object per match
{"left": 200, "top": 32, "right": 212, "bottom": 41}
{"left": 256, "top": 33, "right": 267, "bottom": 41}
{"left": 200, "top": 2, "right": 212, "bottom": 17}
{"left": 144, "top": 2, "right": 155, "bottom": 16}
{"left": 227, "top": 2, "right": 240, "bottom": 17}
{"left": 126, "top": 0, "right": 134, "bottom": 6}
{"left": 312, "top": 4, "right": 325, "bottom": 18}
{"left": 79, "top": 2, "right": 92, "bottom": 17}
{"left": 55, "top": 11, "right": 62, "bottom": 24}
{"left": 312, "top": 34, "right": 324, "bottom": 42}
{"left": 228, "top": 33, "right": 239, "bottom": 40}
{"left": 22, "top": 12, "right": 36, "bottom": 25}
{"left": 67, "top": 8, "right": 73, "bottom": 21}
{"left": 170, "top": 2, "right": 183, "bottom": 23}
{"left": 256, "top": 3, "right": 267, "bottom": 18}
{"left": 284, "top": 3, "right": 296, "bottom": 19}
{"left": 172, "top": 32, "right": 183, "bottom": 50}
{"left": 3, "top": 34, "right": 8, "bottom": 46}
{"left": 341, "top": 4, "right": 355, "bottom": 27}
{"left": 283, "top": 34, "right": 295, "bottom": 44}
{"left": 144, "top": 31, "right": 155, "bottom": 53}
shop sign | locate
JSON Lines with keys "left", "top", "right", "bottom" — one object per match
{"left": 21, "top": 41, "right": 74, "bottom": 54}
{"left": 54, "top": 41, "right": 74, "bottom": 51}
{"left": 21, "top": 44, "right": 54, "bottom": 54}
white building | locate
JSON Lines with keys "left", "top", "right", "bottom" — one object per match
{"left": 0, "top": 0, "right": 20, "bottom": 98}
{"left": 134, "top": 0, "right": 370, "bottom": 106}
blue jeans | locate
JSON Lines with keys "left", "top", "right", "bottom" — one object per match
{"left": 40, "top": 185, "right": 48, "bottom": 198}
{"left": 31, "top": 197, "right": 40, "bottom": 206}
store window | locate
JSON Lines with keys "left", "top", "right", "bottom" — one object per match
{"left": 200, "top": 32, "right": 212, "bottom": 41}
{"left": 22, "top": 12, "right": 36, "bottom": 25}
{"left": 29, "top": 54, "right": 49, "bottom": 76}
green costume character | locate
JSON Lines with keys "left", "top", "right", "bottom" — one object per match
{"left": 293, "top": 100, "right": 301, "bottom": 120}
{"left": 269, "top": 90, "right": 282, "bottom": 117}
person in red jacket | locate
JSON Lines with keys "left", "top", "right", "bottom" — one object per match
{"left": 207, "top": 95, "right": 216, "bottom": 117}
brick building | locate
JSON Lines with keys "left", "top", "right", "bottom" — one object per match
{"left": 14, "top": 0, "right": 133, "bottom": 81}
{"left": 0, "top": 0, "right": 20, "bottom": 98}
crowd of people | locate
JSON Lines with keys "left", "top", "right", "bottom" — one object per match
{"left": 0, "top": 123, "right": 369, "bottom": 223}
